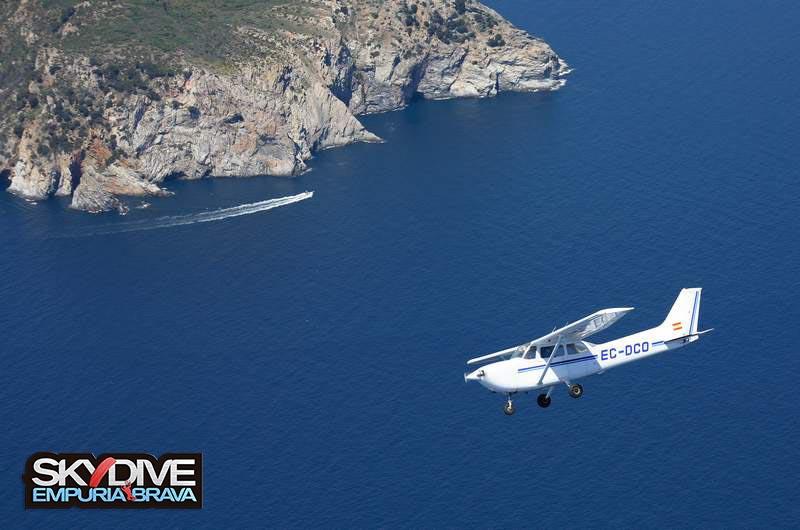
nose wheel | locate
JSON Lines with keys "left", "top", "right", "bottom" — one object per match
{"left": 568, "top": 383, "right": 584, "bottom": 399}
{"left": 503, "top": 395, "right": 515, "bottom": 415}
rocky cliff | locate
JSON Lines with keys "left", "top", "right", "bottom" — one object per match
{"left": 0, "top": 0, "right": 569, "bottom": 212}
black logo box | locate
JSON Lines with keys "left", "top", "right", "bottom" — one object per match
{"left": 23, "top": 452, "right": 202, "bottom": 509}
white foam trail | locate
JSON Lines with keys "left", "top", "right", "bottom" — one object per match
{"left": 74, "top": 191, "right": 313, "bottom": 236}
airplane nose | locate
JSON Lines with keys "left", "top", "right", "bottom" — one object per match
{"left": 465, "top": 368, "right": 485, "bottom": 382}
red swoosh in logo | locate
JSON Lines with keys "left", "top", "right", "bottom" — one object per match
{"left": 89, "top": 457, "right": 116, "bottom": 488}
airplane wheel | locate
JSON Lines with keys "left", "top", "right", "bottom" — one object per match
{"left": 537, "top": 394, "right": 551, "bottom": 408}
{"left": 569, "top": 383, "right": 584, "bottom": 399}
{"left": 503, "top": 401, "right": 515, "bottom": 415}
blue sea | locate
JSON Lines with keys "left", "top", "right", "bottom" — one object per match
{"left": 2, "top": 0, "right": 798, "bottom": 527}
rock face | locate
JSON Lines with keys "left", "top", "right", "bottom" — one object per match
{"left": 1, "top": 0, "right": 569, "bottom": 212}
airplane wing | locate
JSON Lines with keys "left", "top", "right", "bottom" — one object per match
{"left": 466, "top": 307, "right": 634, "bottom": 365}
{"left": 466, "top": 345, "right": 524, "bottom": 365}
{"left": 530, "top": 307, "right": 634, "bottom": 346}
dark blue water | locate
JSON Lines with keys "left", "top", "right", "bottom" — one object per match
{"left": 2, "top": 0, "right": 799, "bottom": 526}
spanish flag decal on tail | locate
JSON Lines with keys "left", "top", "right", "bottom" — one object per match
{"left": 672, "top": 321, "right": 683, "bottom": 332}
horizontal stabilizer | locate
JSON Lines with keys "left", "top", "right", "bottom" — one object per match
{"left": 662, "top": 328, "right": 713, "bottom": 344}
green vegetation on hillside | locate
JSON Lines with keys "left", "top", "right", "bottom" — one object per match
{"left": 0, "top": 0, "right": 317, "bottom": 147}
{"left": 43, "top": 0, "right": 320, "bottom": 65}
{"left": 2, "top": 1, "right": 324, "bottom": 156}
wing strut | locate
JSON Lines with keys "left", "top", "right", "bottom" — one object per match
{"left": 537, "top": 335, "right": 563, "bottom": 386}
{"left": 521, "top": 340, "right": 535, "bottom": 357}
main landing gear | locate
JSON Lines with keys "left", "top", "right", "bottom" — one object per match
{"left": 503, "top": 384, "right": 584, "bottom": 414}
{"left": 537, "top": 393, "right": 551, "bottom": 408}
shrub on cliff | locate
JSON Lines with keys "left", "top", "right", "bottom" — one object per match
{"left": 36, "top": 143, "right": 51, "bottom": 157}
{"left": 136, "top": 61, "right": 175, "bottom": 79}
{"left": 487, "top": 34, "right": 505, "bottom": 47}
{"left": 427, "top": 10, "right": 472, "bottom": 44}
{"left": 473, "top": 11, "right": 497, "bottom": 31}
{"left": 400, "top": 1, "right": 419, "bottom": 27}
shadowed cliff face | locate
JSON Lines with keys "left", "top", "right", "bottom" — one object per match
{"left": 1, "top": 0, "right": 569, "bottom": 212}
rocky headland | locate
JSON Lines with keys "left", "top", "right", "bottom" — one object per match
{"left": 0, "top": 0, "right": 569, "bottom": 212}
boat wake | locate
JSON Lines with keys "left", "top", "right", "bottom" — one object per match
{"left": 69, "top": 191, "right": 313, "bottom": 236}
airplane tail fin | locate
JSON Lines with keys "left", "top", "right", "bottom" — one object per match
{"left": 661, "top": 288, "right": 702, "bottom": 339}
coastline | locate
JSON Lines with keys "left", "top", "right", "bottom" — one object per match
{"left": 1, "top": 0, "right": 569, "bottom": 213}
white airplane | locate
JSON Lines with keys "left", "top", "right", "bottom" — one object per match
{"left": 465, "top": 288, "right": 711, "bottom": 415}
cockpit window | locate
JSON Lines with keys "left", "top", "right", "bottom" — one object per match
{"left": 540, "top": 342, "right": 588, "bottom": 359}
{"left": 564, "top": 343, "right": 588, "bottom": 355}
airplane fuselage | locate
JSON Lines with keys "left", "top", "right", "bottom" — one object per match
{"left": 469, "top": 329, "right": 697, "bottom": 394}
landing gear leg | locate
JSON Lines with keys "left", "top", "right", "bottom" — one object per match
{"left": 503, "top": 394, "right": 515, "bottom": 415}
